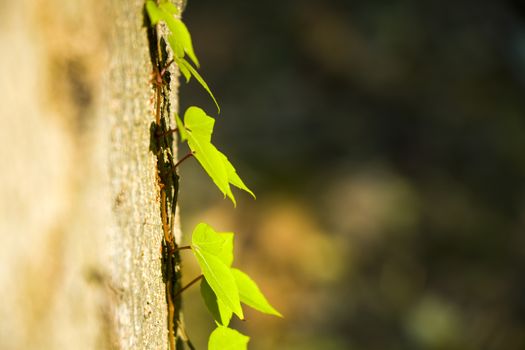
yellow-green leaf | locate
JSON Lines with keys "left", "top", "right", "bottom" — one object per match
{"left": 175, "top": 113, "right": 187, "bottom": 141}
{"left": 208, "top": 327, "right": 249, "bottom": 350}
{"left": 184, "top": 106, "right": 215, "bottom": 142}
{"left": 200, "top": 278, "right": 233, "bottom": 326}
{"left": 187, "top": 133, "right": 234, "bottom": 203}
{"left": 232, "top": 268, "right": 282, "bottom": 317}
{"left": 219, "top": 152, "right": 255, "bottom": 199}
{"left": 158, "top": 0, "right": 179, "bottom": 15}
{"left": 167, "top": 33, "right": 185, "bottom": 60}
{"left": 145, "top": 0, "right": 164, "bottom": 25}
{"left": 192, "top": 248, "right": 243, "bottom": 319}
{"left": 192, "top": 223, "right": 234, "bottom": 267}
{"left": 178, "top": 107, "right": 255, "bottom": 205}
{"left": 174, "top": 56, "right": 191, "bottom": 82}
{"left": 178, "top": 58, "right": 220, "bottom": 114}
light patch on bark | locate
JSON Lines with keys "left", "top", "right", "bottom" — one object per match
{"left": 0, "top": 0, "right": 180, "bottom": 349}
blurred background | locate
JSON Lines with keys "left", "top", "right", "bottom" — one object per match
{"left": 176, "top": 0, "right": 525, "bottom": 349}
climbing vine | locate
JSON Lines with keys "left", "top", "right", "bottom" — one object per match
{"left": 145, "top": 1, "right": 281, "bottom": 349}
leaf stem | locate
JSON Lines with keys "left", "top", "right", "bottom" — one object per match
{"left": 156, "top": 127, "right": 178, "bottom": 138}
{"left": 172, "top": 152, "right": 194, "bottom": 169}
{"left": 174, "top": 274, "right": 203, "bottom": 298}
{"left": 173, "top": 245, "right": 191, "bottom": 252}
{"left": 160, "top": 59, "right": 174, "bottom": 77}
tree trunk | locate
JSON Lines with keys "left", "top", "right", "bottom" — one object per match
{"left": 0, "top": 0, "right": 183, "bottom": 349}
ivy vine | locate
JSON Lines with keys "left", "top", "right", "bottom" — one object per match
{"left": 145, "top": 1, "right": 282, "bottom": 349}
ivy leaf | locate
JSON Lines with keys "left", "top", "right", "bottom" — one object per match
{"left": 167, "top": 34, "right": 185, "bottom": 61}
{"left": 192, "top": 223, "right": 234, "bottom": 267}
{"left": 208, "top": 326, "right": 250, "bottom": 350}
{"left": 200, "top": 278, "right": 233, "bottom": 326}
{"left": 178, "top": 58, "right": 220, "bottom": 114}
{"left": 177, "top": 58, "right": 192, "bottom": 83}
{"left": 232, "top": 268, "right": 283, "bottom": 317}
{"left": 175, "top": 113, "right": 187, "bottom": 141}
{"left": 192, "top": 246, "right": 243, "bottom": 319}
{"left": 187, "top": 132, "right": 234, "bottom": 204}
{"left": 145, "top": 0, "right": 164, "bottom": 25}
{"left": 219, "top": 152, "right": 256, "bottom": 199}
{"left": 164, "top": 17, "right": 200, "bottom": 67}
{"left": 178, "top": 107, "right": 254, "bottom": 205}
{"left": 148, "top": 0, "right": 199, "bottom": 67}
{"left": 158, "top": 0, "right": 179, "bottom": 15}
{"left": 184, "top": 106, "right": 215, "bottom": 142}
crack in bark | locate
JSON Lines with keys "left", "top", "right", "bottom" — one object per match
{"left": 145, "top": 5, "right": 190, "bottom": 349}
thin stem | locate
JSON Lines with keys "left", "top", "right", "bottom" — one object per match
{"left": 171, "top": 245, "right": 191, "bottom": 253}
{"left": 156, "top": 127, "right": 178, "bottom": 138}
{"left": 174, "top": 275, "right": 203, "bottom": 298}
{"left": 172, "top": 152, "right": 194, "bottom": 169}
{"left": 160, "top": 59, "right": 174, "bottom": 77}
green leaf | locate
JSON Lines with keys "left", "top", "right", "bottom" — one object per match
{"left": 192, "top": 223, "right": 234, "bottom": 267}
{"left": 178, "top": 58, "right": 220, "bottom": 113}
{"left": 158, "top": 1, "right": 179, "bottom": 15}
{"left": 219, "top": 152, "right": 255, "bottom": 198}
{"left": 208, "top": 326, "right": 250, "bottom": 350}
{"left": 200, "top": 278, "right": 233, "bottom": 326}
{"left": 184, "top": 106, "right": 215, "bottom": 142}
{"left": 192, "top": 247, "right": 243, "bottom": 319}
{"left": 176, "top": 57, "right": 192, "bottom": 82}
{"left": 145, "top": 1, "right": 164, "bottom": 25}
{"left": 232, "top": 268, "right": 282, "bottom": 317}
{"left": 175, "top": 113, "right": 187, "bottom": 141}
{"left": 162, "top": 16, "right": 199, "bottom": 66}
{"left": 167, "top": 33, "right": 185, "bottom": 60}
{"left": 177, "top": 106, "right": 254, "bottom": 205}
{"left": 187, "top": 133, "right": 234, "bottom": 204}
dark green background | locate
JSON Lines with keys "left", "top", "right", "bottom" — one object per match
{"left": 178, "top": 1, "right": 525, "bottom": 349}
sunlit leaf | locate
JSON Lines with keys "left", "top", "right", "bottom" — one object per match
{"left": 165, "top": 17, "right": 200, "bottom": 67}
{"left": 184, "top": 106, "right": 215, "bottom": 142}
{"left": 219, "top": 152, "right": 255, "bottom": 198}
{"left": 192, "top": 247, "right": 243, "bottom": 319}
{"left": 208, "top": 326, "right": 250, "bottom": 350}
{"left": 192, "top": 223, "right": 234, "bottom": 267}
{"left": 175, "top": 113, "right": 187, "bottom": 141}
{"left": 187, "top": 132, "right": 234, "bottom": 203}
{"left": 158, "top": 0, "right": 179, "bottom": 15}
{"left": 145, "top": 0, "right": 164, "bottom": 25}
{"left": 178, "top": 58, "right": 220, "bottom": 113}
{"left": 201, "top": 278, "right": 233, "bottom": 326}
{"left": 177, "top": 106, "right": 254, "bottom": 205}
{"left": 232, "top": 268, "right": 282, "bottom": 317}
{"left": 174, "top": 56, "right": 191, "bottom": 82}
{"left": 167, "top": 33, "right": 185, "bottom": 60}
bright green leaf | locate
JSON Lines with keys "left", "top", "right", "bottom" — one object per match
{"left": 200, "top": 278, "right": 233, "bottom": 326}
{"left": 232, "top": 268, "right": 282, "bottom": 317}
{"left": 192, "top": 248, "right": 243, "bottom": 319}
{"left": 167, "top": 33, "right": 185, "bottom": 60}
{"left": 158, "top": 1, "right": 179, "bottom": 15}
{"left": 178, "top": 58, "right": 220, "bottom": 113}
{"left": 186, "top": 132, "right": 235, "bottom": 204}
{"left": 145, "top": 1, "right": 164, "bottom": 25}
{"left": 219, "top": 152, "right": 255, "bottom": 199}
{"left": 176, "top": 56, "right": 192, "bottom": 82}
{"left": 172, "top": 19, "right": 199, "bottom": 67}
{"left": 177, "top": 106, "right": 254, "bottom": 205}
{"left": 175, "top": 113, "right": 187, "bottom": 141}
{"left": 184, "top": 106, "right": 215, "bottom": 142}
{"left": 162, "top": 16, "right": 199, "bottom": 66}
{"left": 192, "top": 223, "right": 234, "bottom": 267}
{"left": 208, "top": 326, "right": 250, "bottom": 350}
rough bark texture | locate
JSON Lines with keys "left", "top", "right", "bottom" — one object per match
{"left": 0, "top": 0, "right": 182, "bottom": 348}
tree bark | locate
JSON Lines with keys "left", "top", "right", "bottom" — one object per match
{"left": 0, "top": 0, "right": 183, "bottom": 349}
